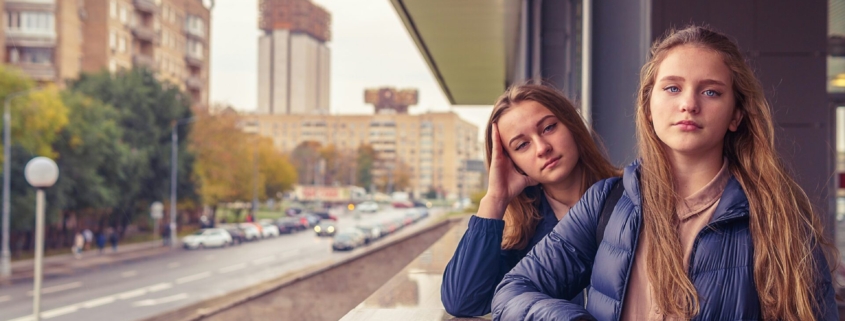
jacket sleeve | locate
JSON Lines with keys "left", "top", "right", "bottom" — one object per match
{"left": 813, "top": 242, "right": 839, "bottom": 321}
{"left": 492, "top": 179, "right": 617, "bottom": 321}
{"left": 441, "top": 215, "right": 519, "bottom": 317}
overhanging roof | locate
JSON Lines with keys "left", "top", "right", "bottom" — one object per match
{"left": 389, "top": 0, "right": 522, "bottom": 105}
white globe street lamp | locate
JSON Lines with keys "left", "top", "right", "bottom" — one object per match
{"left": 24, "top": 156, "right": 59, "bottom": 321}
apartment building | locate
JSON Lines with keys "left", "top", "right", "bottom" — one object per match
{"left": 241, "top": 112, "right": 485, "bottom": 200}
{"left": 2, "top": 0, "right": 210, "bottom": 108}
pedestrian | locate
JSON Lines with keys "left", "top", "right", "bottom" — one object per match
{"left": 96, "top": 231, "right": 106, "bottom": 254}
{"left": 108, "top": 229, "right": 119, "bottom": 252}
{"left": 492, "top": 25, "right": 838, "bottom": 321}
{"left": 162, "top": 224, "right": 171, "bottom": 246}
{"left": 440, "top": 84, "right": 619, "bottom": 317}
{"left": 72, "top": 231, "right": 84, "bottom": 259}
{"left": 82, "top": 228, "right": 93, "bottom": 250}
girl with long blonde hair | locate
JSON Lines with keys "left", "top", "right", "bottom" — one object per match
{"left": 441, "top": 84, "right": 618, "bottom": 317}
{"left": 493, "top": 26, "right": 837, "bottom": 321}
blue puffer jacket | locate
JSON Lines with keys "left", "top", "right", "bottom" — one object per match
{"left": 492, "top": 162, "right": 837, "bottom": 321}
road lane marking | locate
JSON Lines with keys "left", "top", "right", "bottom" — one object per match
{"left": 81, "top": 295, "right": 116, "bottom": 308}
{"left": 116, "top": 288, "right": 147, "bottom": 300}
{"left": 252, "top": 256, "right": 276, "bottom": 265}
{"left": 132, "top": 293, "right": 188, "bottom": 307}
{"left": 146, "top": 282, "right": 172, "bottom": 293}
{"left": 7, "top": 315, "right": 34, "bottom": 321}
{"left": 167, "top": 262, "right": 180, "bottom": 268}
{"left": 121, "top": 270, "right": 138, "bottom": 278}
{"left": 0, "top": 295, "right": 10, "bottom": 303}
{"left": 218, "top": 263, "right": 247, "bottom": 274}
{"left": 277, "top": 251, "right": 299, "bottom": 260}
{"left": 175, "top": 271, "right": 211, "bottom": 284}
{"left": 26, "top": 281, "right": 82, "bottom": 296}
{"left": 41, "top": 304, "right": 79, "bottom": 319}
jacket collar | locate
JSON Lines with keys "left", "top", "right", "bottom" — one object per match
{"left": 622, "top": 160, "right": 749, "bottom": 223}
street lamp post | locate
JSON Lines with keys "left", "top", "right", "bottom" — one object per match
{"left": 1, "top": 89, "right": 35, "bottom": 279}
{"left": 170, "top": 117, "right": 195, "bottom": 249}
{"left": 24, "top": 156, "right": 59, "bottom": 321}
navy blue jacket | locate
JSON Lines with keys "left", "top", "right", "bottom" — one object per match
{"left": 492, "top": 162, "right": 837, "bottom": 321}
{"left": 441, "top": 190, "right": 562, "bottom": 317}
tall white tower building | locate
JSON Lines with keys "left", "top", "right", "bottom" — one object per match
{"left": 257, "top": 0, "right": 330, "bottom": 115}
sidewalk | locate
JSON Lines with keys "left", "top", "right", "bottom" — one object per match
{"left": 0, "top": 239, "right": 178, "bottom": 285}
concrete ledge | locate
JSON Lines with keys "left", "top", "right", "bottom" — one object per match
{"left": 141, "top": 216, "right": 458, "bottom": 321}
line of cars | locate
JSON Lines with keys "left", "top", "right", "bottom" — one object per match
{"left": 182, "top": 211, "right": 339, "bottom": 250}
{"left": 325, "top": 208, "right": 430, "bottom": 252}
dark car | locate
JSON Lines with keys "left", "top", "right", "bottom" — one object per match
{"left": 223, "top": 227, "right": 246, "bottom": 245}
{"left": 313, "top": 211, "right": 337, "bottom": 221}
{"left": 285, "top": 207, "right": 303, "bottom": 216}
{"left": 276, "top": 217, "right": 302, "bottom": 233}
{"left": 297, "top": 213, "right": 320, "bottom": 227}
{"left": 332, "top": 231, "right": 365, "bottom": 251}
{"left": 314, "top": 220, "right": 336, "bottom": 237}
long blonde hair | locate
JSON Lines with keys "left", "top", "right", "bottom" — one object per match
{"left": 636, "top": 26, "right": 836, "bottom": 320}
{"left": 485, "top": 83, "right": 618, "bottom": 250}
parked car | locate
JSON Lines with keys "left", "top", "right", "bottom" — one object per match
{"left": 356, "top": 201, "right": 379, "bottom": 213}
{"left": 314, "top": 220, "right": 337, "bottom": 237}
{"left": 238, "top": 223, "right": 261, "bottom": 241}
{"left": 297, "top": 213, "right": 321, "bottom": 227}
{"left": 259, "top": 222, "right": 280, "bottom": 238}
{"left": 182, "top": 228, "right": 232, "bottom": 249}
{"left": 222, "top": 226, "right": 246, "bottom": 245}
{"left": 313, "top": 211, "right": 337, "bottom": 221}
{"left": 276, "top": 217, "right": 303, "bottom": 233}
{"left": 411, "top": 200, "right": 431, "bottom": 208}
{"left": 332, "top": 230, "right": 366, "bottom": 251}
{"left": 392, "top": 200, "right": 413, "bottom": 208}
{"left": 355, "top": 225, "right": 381, "bottom": 244}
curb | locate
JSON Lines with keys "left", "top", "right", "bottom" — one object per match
{"left": 141, "top": 215, "right": 459, "bottom": 321}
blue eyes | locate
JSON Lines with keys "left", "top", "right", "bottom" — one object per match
{"left": 514, "top": 123, "right": 557, "bottom": 151}
{"left": 662, "top": 86, "right": 721, "bottom": 97}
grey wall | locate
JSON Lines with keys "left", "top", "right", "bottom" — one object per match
{"left": 590, "top": 0, "right": 651, "bottom": 167}
{"left": 651, "top": 0, "right": 834, "bottom": 234}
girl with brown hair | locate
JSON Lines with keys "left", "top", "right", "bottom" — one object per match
{"left": 492, "top": 26, "right": 837, "bottom": 321}
{"left": 441, "top": 83, "right": 618, "bottom": 317}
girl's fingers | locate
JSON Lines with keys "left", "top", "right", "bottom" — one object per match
{"left": 491, "top": 123, "right": 503, "bottom": 159}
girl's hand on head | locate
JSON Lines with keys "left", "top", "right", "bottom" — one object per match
{"left": 481, "top": 123, "right": 538, "bottom": 217}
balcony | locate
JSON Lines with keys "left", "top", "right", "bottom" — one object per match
{"left": 4, "top": 0, "right": 56, "bottom": 12}
{"left": 132, "top": 54, "right": 157, "bottom": 71}
{"left": 133, "top": 0, "right": 158, "bottom": 14}
{"left": 8, "top": 62, "right": 56, "bottom": 81}
{"left": 185, "top": 76, "right": 203, "bottom": 90}
{"left": 184, "top": 53, "right": 203, "bottom": 68}
{"left": 131, "top": 25, "right": 159, "bottom": 43}
{"left": 5, "top": 30, "right": 56, "bottom": 48}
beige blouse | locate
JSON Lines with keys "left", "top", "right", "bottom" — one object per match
{"left": 620, "top": 160, "right": 730, "bottom": 321}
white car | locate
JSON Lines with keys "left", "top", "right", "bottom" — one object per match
{"left": 238, "top": 223, "right": 262, "bottom": 241}
{"left": 356, "top": 201, "right": 379, "bottom": 213}
{"left": 182, "top": 228, "right": 232, "bottom": 249}
{"left": 260, "top": 222, "right": 280, "bottom": 238}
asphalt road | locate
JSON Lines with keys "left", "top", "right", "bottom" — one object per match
{"left": 0, "top": 207, "right": 442, "bottom": 321}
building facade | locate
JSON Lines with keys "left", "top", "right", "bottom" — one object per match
{"left": 257, "top": 0, "right": 330, "bottom": 115}
{"left": 2, "top": 0, "right": 211, "bottom": 108}
{"left": 241, "top": 111, "right": 484, "bottom": 200}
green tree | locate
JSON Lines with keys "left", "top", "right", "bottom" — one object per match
{"left": 69, "top": 68, "right": 196, "bottom": 230}
{"left": 356, "top": 144, "right": 377, "bottom": 192}
{"left": 50, "top": 92, "right": 130, "bottom": 232}
{"left": 291, "top": 141, "right": 322, "bottom": 185}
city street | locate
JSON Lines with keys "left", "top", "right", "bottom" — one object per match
{"left": 0, "top": 207, "right": 440, "bottom": 321}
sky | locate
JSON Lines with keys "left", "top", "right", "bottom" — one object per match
{"left": 208, "top": 0, "right": 493, "bottom": 138}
